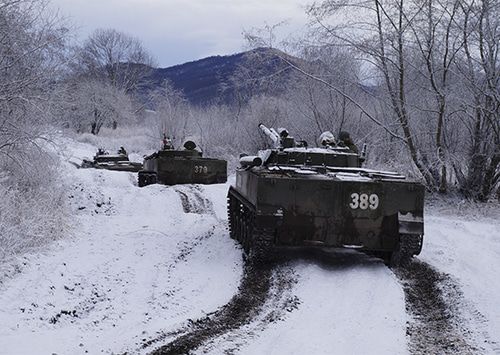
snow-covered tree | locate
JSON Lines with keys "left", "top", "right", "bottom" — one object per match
{"left": 0, "top": 0, "right": 70, "bottom": 259}
{"left": 59, "top": 79, "right": 135, "bottom": 135}
{"left": 75, "top": 28, "right": 155, "bottom": 93}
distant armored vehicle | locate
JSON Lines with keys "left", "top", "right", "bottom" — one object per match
{"left": 81, "top": 148, "right": 143, "bottom": 172}
{"left": 138, "top": 138, "right": 227, "bottom": 187}
{"left": 227, "top": 124, "right": 424, "bottom": 267}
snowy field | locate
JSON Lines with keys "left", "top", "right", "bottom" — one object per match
{"left": 0, "top": 140, "right": 499, "bottom": 355}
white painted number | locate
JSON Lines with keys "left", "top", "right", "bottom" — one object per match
{"left": 359, "top": 194, "right": 369, "bottom": 209}
{"left": 194, "top": 165, "right": 208, "bottom": 174}
{"left": 350, "top": 193, "right": 379, "bottom": 210}
{"left": 369, "top": 194, "right": 379, "bottom": 210}
{"left": 349, "top": 193, "right": 359, "bottom": 209}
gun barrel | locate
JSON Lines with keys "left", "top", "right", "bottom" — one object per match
{"left": 258, "top": 123, "right": 280, "bottom": 145}
{"left": 239, "top": 155, "right": 262, "bottom": 167}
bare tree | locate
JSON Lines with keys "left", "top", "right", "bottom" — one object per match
{"left": 223, "top": 47, "right": 293, "bottom": 118}
{"left": 284, "top": 46, "right": 365, "bottom": 139}
{"left": 76, "top": 28, "right": 155, "bottom": 93}
{"left": 305, "top": 0, "right": 487, "bottom": 194}
{"left": 146, "top": 81, "right": 189, "bottom": 146}
{"left": 454, "top": 0, "right": 499, "bottom": 201}
{"left": 403, "top": 0, "right": 466, "bottom": 192}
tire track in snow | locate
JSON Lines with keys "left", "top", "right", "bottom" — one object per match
{"left": 145, "top": 258, "right": 296, "bottom": 355}
{"left": 146, "top": 225, "right": 217, "bottom": 306}
{"left": 395, "top": 260, "right": 488, "bottom": 354}
{"left": 146, "top": 250, "right": 381, "bottom": 354}
{"left": 194, "top": 249, "right": 395, "bottom": 355}
{"left": 143, "top": 185, "right": 218, "bottom": 312}
{"left": 190, "top": 262, "right": 299, "bottom": 355}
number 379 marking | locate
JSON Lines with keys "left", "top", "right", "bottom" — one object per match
{"left": 194, "top": 165, "right": 208, "bottom": 174}
{"left": 349, "top": 193, "right": 379, "bottom": 210}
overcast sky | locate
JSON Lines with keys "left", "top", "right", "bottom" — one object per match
{"left": 51, "top": 0, "right": 309, "bottom": 68}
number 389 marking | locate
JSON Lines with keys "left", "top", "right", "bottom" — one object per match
{"left": 194, "top": 165, "right": 208, "bottom": 174}
{"left": 349, "top": 193, "right": 379, "bottom": 210}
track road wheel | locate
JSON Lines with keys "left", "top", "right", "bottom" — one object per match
{"left": 138, "top": 172, "right": 158, "bottom": 187}
{"left": 243, "top": 209, "right": 255, "bottom": 255}
{"left": 227, "top": 196, "right": 236, "bottom": 240}
{"left": 388, "top": 234, "right": 422, "bottom": 268}
{"left": 148, "top": 173, "right": 158, "bottom": 185}
{"left": 138, "top": 171, "right": 147, "bottom": 187}
{"left": 250, "top": 226, "right": 274, "bottom": 263}
{"left": 227, "top": 192, "right": 246, "bottom": 252}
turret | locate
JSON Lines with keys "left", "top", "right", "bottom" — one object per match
{"left": 259, "top": 123, "right": 296, "bottom": 149}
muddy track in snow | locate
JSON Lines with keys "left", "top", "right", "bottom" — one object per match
{"left": 142, "top": 257, "right": 296, "bottom": 355}
{"left": 174, "top": 186, "right": 214, "bottom": 215}
{"left": 139, "top": 182, "right": 299, "bottom": 354}
{"left": 193, "top": 262, "right": 299, "bottom": 354}
{"left": 147, "top": 258, "right": 272, "bottom": 355}
{"left": 144, "top": 250, "right": 376, "bottom": 355}
{"left": 395, "top": 260, "right": 484, "bottom": 354}
{"left": 137, "top": 233, "right": 217, "bottom": 352}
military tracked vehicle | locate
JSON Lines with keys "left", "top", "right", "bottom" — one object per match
{"left": 138, "top": 138, "right": 227, "bottom": 187}
{"left": 81, "top": 148, "right": 143, "bottom": 172}
{"left": 227, "top": 124, "right": 424, "bottom": 267}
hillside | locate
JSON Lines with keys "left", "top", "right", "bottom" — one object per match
{"left": 144, "top": 47, "right": 294, "bottom": 106}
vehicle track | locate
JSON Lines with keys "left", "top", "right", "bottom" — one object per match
{"left": 174, "top": 186, "right": 215, "bottom": 215}
{"left": 140, "top": 256, "right": 296, "bottom": 355}
{"left": 145, "top": 249, "right": 382, "bottom": 355}
{"left": 195, "top": 249, "right": 389, "bottom": 354}
{"left": 142, "top": 246, "right": 491, "bottom": 355}
{"left": 395, "top": 260, "right": 484, "bottom": 354}
{"left": 125, "top": 234, "right": 222, "bottom": 350}
{"left": 192, "top": 262, "right": 299, "bottom": 354}
{"left": 146, "top": 258, "right": 271, "bottom": 355}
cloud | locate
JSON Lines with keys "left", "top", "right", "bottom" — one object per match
{"left": 51, "top": 0, "right": 309, "bottom": 67}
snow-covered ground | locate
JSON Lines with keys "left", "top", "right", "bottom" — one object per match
{"left": 420, "top": 215, "right": 500, "bottom": 353}
{"left": 0, "top": 139, "right": 499, "bottom": 355}
{"left": 0, "top": 141, "right": 241, "bottom": 355}
{"left": 217, "top": 258, "right": 407, "bottom": 355}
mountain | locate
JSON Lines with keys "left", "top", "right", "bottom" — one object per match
{"left": 143, "top": 47, "right": 294, "bottom": 106}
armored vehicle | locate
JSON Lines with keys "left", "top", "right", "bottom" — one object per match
{"left": 81, "top": 148, "right": 143, "bottom": 172}
{"left": 227, "top": 124, "right": 424, "bottom": 267}
{"left": 138, "top": 139, "right": 227, "bottom": 187}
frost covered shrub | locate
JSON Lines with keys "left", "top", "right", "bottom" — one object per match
{"left": 0, "top": 148, "right": 67, "bottom": 261}
{"left": 73, "top": 126, "right": 158, "bottom": 154}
